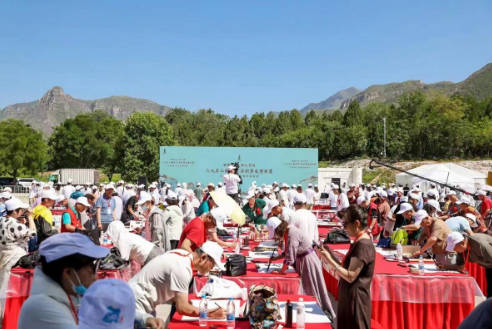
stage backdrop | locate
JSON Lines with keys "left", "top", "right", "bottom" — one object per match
{"left": 159, "top": 146, "right": 318, "bottom": 191}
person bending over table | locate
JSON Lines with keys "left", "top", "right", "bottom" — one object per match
{"left": 447, "top": 231, "right": 492, "bottom": 297}
{"left": 272, "top": 221, "right": 336, "bottom": 319}
{"left": 411, "top": 210, "right": 451, "bottom": 258}
{"left": 18, "top": 233, "right": 163, "bottom": 329}
{"left": 129, "top": 242, "right": 226, "bottom": 323}
{"left": 178, "top": 207, "right": 234, "bottom": 251}
{"left": 320, "top": 205, "right": 375, "bottom": 329}
{"left": 243, "top": 192, "right": 267, "bottom": 225}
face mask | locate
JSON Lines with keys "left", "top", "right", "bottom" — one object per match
{"left": 70, "top": 270, "right": 87, "bottom": 296}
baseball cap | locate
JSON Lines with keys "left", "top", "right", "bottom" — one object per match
{"left": 293, "top": 193, "right": 307, "bottom": 204}
{"left": 105, "top": 183, "right": 115, "bottom": 191}
{"left": 210, "top": 207, "right": 227, "bottom": 229}
{"left": 5, "top": 198, "right": 29, "bottom": 211}
{"left": 426, "top": 190, "right": 437, "bottom": 198}
{"left": 78, "top": 279, "right": 135, "bottom": 329}
{"left": 465, "top": 213, "right": 478, "bottom": 226}
{"left": 292, "top": 184, "right": 297, "bottom": 188}
{"left": 356, "top": 196, "right": 367, "bottom": 206}
{"left": 446, "top": 232, "right": 465, "bottom": 252}
{"left": 246, "top": 191, "right": 256, "bottom": 199}
{"left": 0, "top": 191, "right": 12, "bottom": 200}
{"left": 456, "top": 196, "right": 471, "bottom": 205}
{"left": 281, "top": 183, "right": 289, "bottom": 188}
{"left": 200, "top": 241, "right": 225, "bottom": 271}
{"left": 408, "top": 192, "right": 420, "bottom": 200}
{"left": 75, "top": 185, "right": 83, "bottom": 191}
{"left": 39, "top": 233, "right": 109, "bottom": 263}
{"left": 397, "top": 203, "right": 414, "bottom": 215}
{"left": 413, "top": 209, "right": 429, "bottom": 226}
{"left": 136, "top": 191, "right": 152, "bottom": 205}
{"left": 400, "top": 196, "right": 408, "bottom": 203}
{"left": 75, "top": 197, "right": 91, "bottom": 208}
{"left": 425, "top": 199, "right": 441, "bottom": 212}
{"left": 41, "top": 190, "right": 59, "bottom": 200}
{"left": 266, "top": 217, "right": 282, "bottom": 239}
{"left": 477, "top": 190, "right": 486, "bottom": 196}
{"left": 166, "top": 191, "right": 178, "bottom": 201}
{"left": 177, "top": 183, "right": 181, "bottom": 187}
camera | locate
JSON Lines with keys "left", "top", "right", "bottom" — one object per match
{"left": 230, "top": 162, "right": 240, "bottom": 174}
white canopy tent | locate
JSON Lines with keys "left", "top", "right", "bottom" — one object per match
{"left": 395, "top": 163, "right": 488, "bottom": 193}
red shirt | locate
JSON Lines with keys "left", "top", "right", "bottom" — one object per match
{"left": 178, "top": 217, "right": 207, "bottom": 251}
{"left": 480, "top": 197, "right": 492, "bottom": 218}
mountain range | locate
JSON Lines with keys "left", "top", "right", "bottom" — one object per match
{"left": 301, "top": 63, "right": 492, "bottom": 113}
{"left": 1, "top": 63, "right": 491, "bottom": 134}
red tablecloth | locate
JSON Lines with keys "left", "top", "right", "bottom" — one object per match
{"left": 323, "top": 243, "right": 484, "bottom": 329}
{"left": 464, "top": 261, "right": 487, "bottom": 296}
{"left": 195, "top": 239, "right": 302, "bottom": 295}
{"left": 168, "top": 294, "right": 332, "bottom": 329}
{"left": 2, "top": 267, "right": 128, "bottom": 329}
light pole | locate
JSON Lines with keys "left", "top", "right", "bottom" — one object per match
{"left": 383, "top": 117, "right": 387, "bottom": 158}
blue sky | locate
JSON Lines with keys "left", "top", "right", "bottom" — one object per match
{"left": 1, "top": 1, "right": 491, "bottom": 115}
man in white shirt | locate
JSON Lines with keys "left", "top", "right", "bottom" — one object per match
{"left": 304, "top": 183, "right": 316, "bottom": 210}
{"left": 279, "top": 183, "right": 289, "bottom": 207}
{"left": 223, "top": 165, "right": 242, "bottom": 202}
{"left": 287, "top": 184, "right": 298, "bottom": 209}
{"left": 62, "top": 179, "right": 75, "bottom": 200}
{"left": 129, "top": 242, "right": 226, "bottom": 323}
{"left": 328, "top": 185, "right": 339, "bottom": 209}
{"left": 290, "top": 193, "right": 319, "bottom": 244}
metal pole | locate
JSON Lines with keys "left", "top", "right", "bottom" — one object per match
{"left": 383, "top": 117, "right": 387, "bottom": 158}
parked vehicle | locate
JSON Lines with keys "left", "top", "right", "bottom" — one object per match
{"left": 51, "top": 169, "right": 100, "bottom": 185}
{"left": 17, "top": 178, "right": 35, "bottom": 188}
{"left": 0, "top": 177, "right": 16, "bottom": 186}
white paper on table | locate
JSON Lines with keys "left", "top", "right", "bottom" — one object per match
{"left": 375, "top": 248, "right": 397, "bottom": 257}
{"left": 408, "top": 263, "right": 460, "bottom": 274}
{"left": 258, "top": 240, "right": 278, "bottom": 248}
{"left": 278, "top": 301, "right": 331, "bottom": 324}
{"left": 256, "top": 263, "right": 296, "bottom": 273}
{"left": 181, "top": 299, "right": 245, "bottom": 321}
{"left": 249, "top": 251, "right": 279, "bottom": 259}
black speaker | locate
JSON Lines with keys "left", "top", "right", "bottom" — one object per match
{"left": 137, "top": 176, "right": 147, "bottom": 187}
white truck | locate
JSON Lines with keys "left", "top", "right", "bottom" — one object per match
{"left": 52, "top": 169, "right": 100, "bottom": 185}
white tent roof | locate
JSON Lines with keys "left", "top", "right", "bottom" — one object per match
{"left": 395, "top": 163, "right": 487, "bottom": 193}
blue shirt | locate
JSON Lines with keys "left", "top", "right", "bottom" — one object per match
{"left": 445, "top": 216, "right": 471, "bottom": 234}
{"left": 95, "top": 195, "right": 116, "bottom": 224}
{"left": 62, "top": 207, "right": 80, "bottom": 225}
{"left": 0, "top": 204, "right": 6, "bottom": 217}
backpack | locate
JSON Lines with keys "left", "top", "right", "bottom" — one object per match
{"left": 225, "top": 254, "right": 247, "bottom": 276}
{"left": 247, "top": 285, "right": 281, "bottom": 329}
{"left": 324, "top": 229, "right": 350, "bottom": 244}
{"left": 34, "top": 215, "right": 57, "bottom": 246}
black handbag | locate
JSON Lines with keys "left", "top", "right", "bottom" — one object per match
{"left": 225, "top": 254, "right": 247, "bottom": 276}
{"left": 34, "top": 215, "right": 58, "bottom": 246}
{"left": 324, "top": 229, "right": 350, "bottom": 244}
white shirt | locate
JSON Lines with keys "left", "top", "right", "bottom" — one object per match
{"left": 329, "top": 191, "right": 338, "bottom": 208}
{"left": 113, "top": 195, "right": 123, "bottom": 220}
{"left": 116, "top": 186, "right": 124, "bottom": 197}
{"left": 223, "top": 173, "right": 241, "bottom": 194}
{"left": 337, "top": 193, "right": 350, "bottom": 211}
{"left": 279, "top": 189, "right": 289, "bottom": 206}
{"left": 305, "top": 188, "right": 316, "bottom": 204}
{"left": 62, "top": 185, "right": 75, "bottom": 200}
{"left": 287, "top": 189, "right": 297, "bottom": 206}
{"left": 291, "top": 208, "right": 319, "bottom": 243}
{"left": 281, "top": 207, "right": 296, "bottom": 224}
{"left": 130, "top": 249, "right": 194, "bottom": 317}
{"left": 106, "top": 221, "right": 154, "bottom": 265}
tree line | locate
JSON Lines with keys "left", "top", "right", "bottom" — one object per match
{"left": 0, "top": 91, "right": 490, "bottom": 182}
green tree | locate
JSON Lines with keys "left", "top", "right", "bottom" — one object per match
{"left": 48, "top": 111, "right": 124, "bottom": 177}
{"left": 343, "top": 100, "right": 363, "bottom": 126}
{"left": 0, "top": 120, "right": 48, "bottom": 178}
{"left": 117, "top": 112, "right": 174, "bottom": 182}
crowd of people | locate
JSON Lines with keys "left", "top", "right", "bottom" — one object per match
{"left": 0, "top": 169, "right": 491, "bottom": 328}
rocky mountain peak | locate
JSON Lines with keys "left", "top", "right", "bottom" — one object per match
{"left": 40, "top": 86, "right": 68, "bottom": 105}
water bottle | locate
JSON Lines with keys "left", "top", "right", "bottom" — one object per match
{"left": 235, "top": 237, "right": 241, "bottom": 254}
{"left": 226, "top": 297, "right": 235, "bottom": 329}
{"left": 296, "top": 298, "right": 305, "bottom": 329}
{"left": 396, "top": 243, "right": 403, "bottom": 261}
{"left": 285, "top": 300, "right": 293, "bottom": 328}
{"left": 199, "top": 295, "right": 208, "bottom": 327}
{"left": 418, "top": 255, "right": 424, "bottom": 275}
